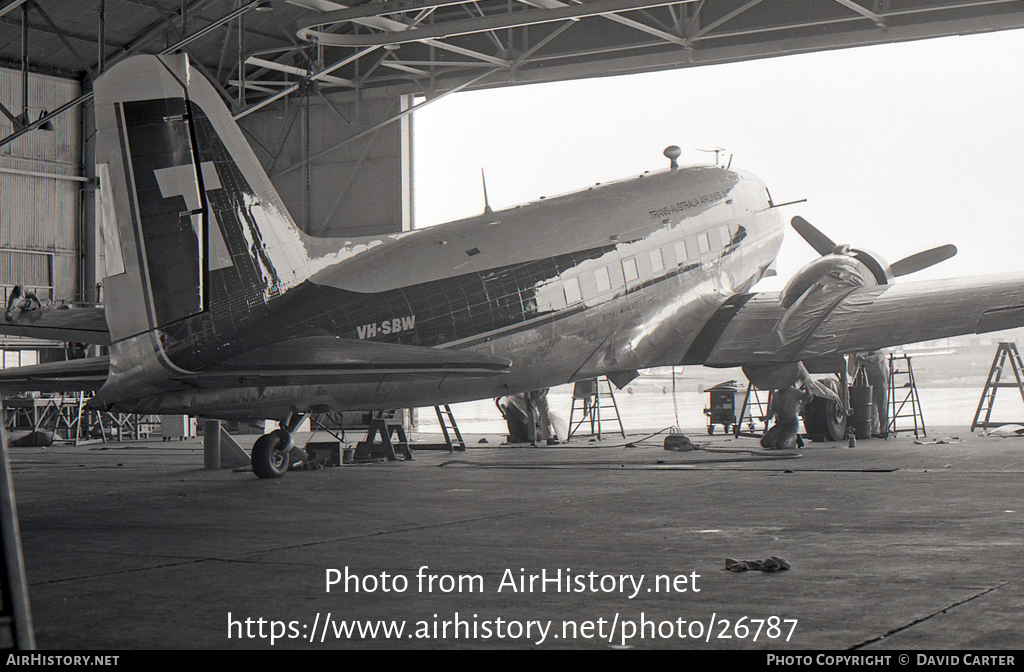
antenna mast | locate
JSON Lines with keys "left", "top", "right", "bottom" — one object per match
{"left": 481, "top": 169, "right": 493, "bottom": 215}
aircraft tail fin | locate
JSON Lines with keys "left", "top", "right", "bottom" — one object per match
{"left": 93, "top": 54, "right": 311, "bottom": 346}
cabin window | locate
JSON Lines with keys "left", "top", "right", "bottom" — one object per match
{"left": 649, "top": 249, "right": 664, "bottom": 273}
{"left": 684, "top": 237, "right": 699, "bottom": 261}
{"left": 563, "top": 276, "right": 582, "bottom": 305}
{"left": 595, "top": 267, "right": 612, "bottom": 294}
{"left": 697, "top": 232, "right": 712, "bottom": 255}
{"left": 622, "top": 257, "right": 639, "bottom": 283}
{"left": 673, "top": 240, "right": 687, "bottom": 265}
{"left": 718, "top": 226, "right": 731, "bottom": 247}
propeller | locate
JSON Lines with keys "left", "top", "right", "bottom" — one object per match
{"left": 889, "top": 245, "right": 958, "bottom": 277}
{"left": 791, "top": 216, "right": 957, "bottom": 279}
{"left": 791, "top": 216, "right": 837, "bottom": 256}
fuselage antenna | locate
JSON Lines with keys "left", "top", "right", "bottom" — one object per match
{"left": 696, "top": 146, "right": 725, "bottom": 166}
{"left": 481, "top": 168, "right": 493, "bottom": 215}
{"left": 664, "top": 146, "right": 681, "bottom": 170}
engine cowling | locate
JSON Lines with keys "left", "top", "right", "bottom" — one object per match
{"left": 779, "top": 247, "right": 893, "bottom": 310}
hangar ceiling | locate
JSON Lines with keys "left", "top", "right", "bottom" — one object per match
{"left": 1, "top": 0, "right": 1024, "bottom": 146}
{"left": 2, "top": 0, "right": 1023, "bottom": 306}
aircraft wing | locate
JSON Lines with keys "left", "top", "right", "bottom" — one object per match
{"left": 185, "top": 336, "right": 511, "bottom": 386}
{"left": 0, "top": 306, "right": 110, "bottom": 345}
{"left": 687, "top": 272, "right": 1024, "bottom": 367}
{"left": 0, "top": 356, "right": 110, "bottom": 393}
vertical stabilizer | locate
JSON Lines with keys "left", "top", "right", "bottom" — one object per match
{"left": 93, "top": 54, "right": 312, "bottom": 359}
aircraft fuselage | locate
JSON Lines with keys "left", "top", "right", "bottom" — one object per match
{"left": 99, "top": 163, "right": 782, "bottom": 419}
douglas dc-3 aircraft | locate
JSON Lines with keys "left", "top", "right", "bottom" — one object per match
{"left": 3, "top": 53, "right": 1024, "bottom": 478}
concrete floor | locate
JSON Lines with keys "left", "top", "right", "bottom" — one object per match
{"left": 7, "top": 426, "right": 1023, "bottom": 649}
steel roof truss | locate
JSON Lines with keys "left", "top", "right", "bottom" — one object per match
{"left": 689, "top": 0, "right": 764, "bottom": 42}
{"left": 422, "top": 38, "right": 510, "bottom": 65}
{"left": 27, "top": 0, "right": 96, "bottom": 79}
{"left": 833, "top": 0, "right": 888, "bottom": 29}
{"left": 246, "top": 55, "right": 356, "bottom": 86}
{"left": 603, "top": 11, "right": 687, "bottom": 46}
{"left": 381, "top": 59, "right": 430, "bottom": 75}
{"left": 0, "top": 0, "right": 27, "bottom": 19}
{"left": 229, "top": 79, "right": 281, "bottom": 93}
{"left": 298, "top": 0, "right": 699, "bottom": 46}
{"left": 512, "top": 18, "right": 575, "bottom": 65}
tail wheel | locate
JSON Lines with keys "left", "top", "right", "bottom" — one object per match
{"left": 251, "top": 429, "right": 293, "bottom": 479}
{"left": 802, "top": 377, "right": 847, "bottom": 441}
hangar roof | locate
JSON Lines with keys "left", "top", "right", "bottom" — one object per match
{"left": 2, "top": 0, "right": 1024, "bottom": 132}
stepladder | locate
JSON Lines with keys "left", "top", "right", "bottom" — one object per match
{"left": 888, "top": 353, "right": 926, "bottom": 438}
{"left": 971, "top": 342, "right": 1024, "bottom": 432}
{"left": 568, "top": 377, "right": 625, "bottom": 440}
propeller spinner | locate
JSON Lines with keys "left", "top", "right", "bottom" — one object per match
{"left": 790, "top": 216, "right": 956, "bottom": 279}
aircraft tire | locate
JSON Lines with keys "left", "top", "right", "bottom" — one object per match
{"left": 251, "top": 429, "right": 292, "bottom": 479}
{"left": 802, "top": 378, "right": 846, "bottom": 442}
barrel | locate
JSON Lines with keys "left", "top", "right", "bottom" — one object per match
{"left": 849, "top": 385, "right": 874, "bottom": 439}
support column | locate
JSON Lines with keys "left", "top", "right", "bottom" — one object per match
{"left": 203, "top": 419, "right": 221, "bottom": 469}
{"left": 0, "top": 388, "right": 35, "bottom": 649}
{"left": 82, "top": 97, "right": 100, "bottom": 305}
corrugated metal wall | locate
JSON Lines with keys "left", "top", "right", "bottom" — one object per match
{"left": 0, "top": 67, "right": 81, "bottom": 304}
{"left": 238, "top": 93, "right": 411, "bottom": 238}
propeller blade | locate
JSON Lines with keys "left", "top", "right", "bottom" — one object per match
{"left": 791, "top": 216, "right": 838, "bottom": 256}
{"left": 890, "top": 244, "right": 958, "bottom": 277}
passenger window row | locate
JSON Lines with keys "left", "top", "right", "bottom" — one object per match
{"left": 558, "top": 224, "right": 739, "bottom": 307}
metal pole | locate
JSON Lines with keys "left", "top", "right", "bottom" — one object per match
{"left": 238, "top": 9, "right": 245, "bottom": 108}
{"left": 303, "top": 84, "right": 310, "bottom": 232}
{"left": 0, "top": 389, "right": 36, "bottom": 649}
{"left": 203, "top": 419, "right": 221, "bottom": 469}
{"left": 21, "top": 2, "right": 29, "bottom": 121}
{"left": 97, "top": 0, "right": 105, "bottom": 75}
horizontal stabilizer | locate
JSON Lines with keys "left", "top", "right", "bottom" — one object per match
{"left": 186, "top": 336, "right": 511, "bottom": 386}
{"left": 0, "top": 307, "right": 109, "bottom": 345}
{"left": 0, "top": 356, "right": 110, "bottom": 393}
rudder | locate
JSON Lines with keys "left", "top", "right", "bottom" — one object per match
{"left": 93, "top": 54, "right": 312, "bottom": 350}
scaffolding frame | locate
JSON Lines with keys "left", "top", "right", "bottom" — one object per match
{"left": 3, "top": 393, "right": 155, "bottom": 445}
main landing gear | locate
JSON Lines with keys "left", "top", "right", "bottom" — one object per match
{"left": 251, "top": 413, "right": 308, "bottom": 480}
{"left": 801, "top": 377, "right": 848, "bottom": 442}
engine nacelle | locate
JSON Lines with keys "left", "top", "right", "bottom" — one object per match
{"left": 742, "top": 362, "right": 804, "bottom": 390}
{"left": 780, "top": 247, "right": 893, "bottom": 309}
